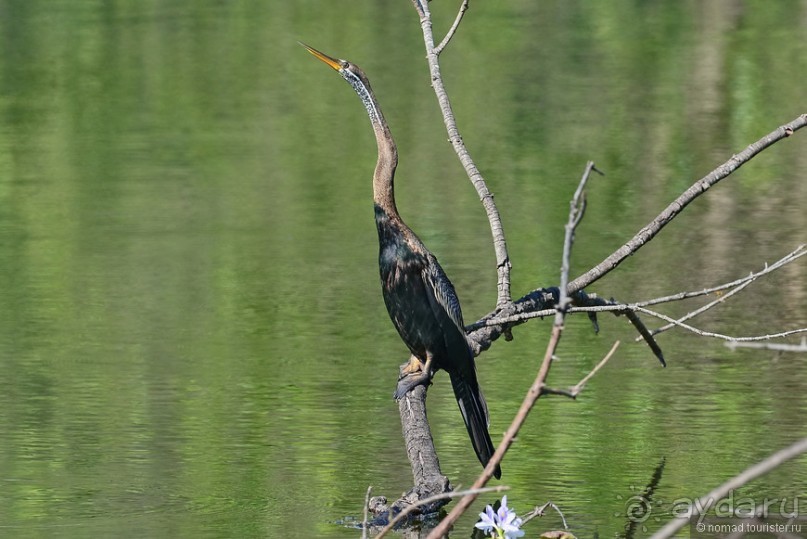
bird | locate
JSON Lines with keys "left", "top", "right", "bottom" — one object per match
{"left": 302, "top": 43, "right": 501, "bottom": 479}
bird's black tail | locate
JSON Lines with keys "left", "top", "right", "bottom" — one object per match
{"left": 448, "top": 368, "right": 501, "bottom": 479}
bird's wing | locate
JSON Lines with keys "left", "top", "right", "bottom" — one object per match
{"left": 422, "top": 253, "right": 466, "bottom": 335}
{"left": 423, "top": 254, "right": 495, "bottom": 440}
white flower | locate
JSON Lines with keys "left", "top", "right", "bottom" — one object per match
{"left": 475, "top": 496, "right": 524, "bottom": 538}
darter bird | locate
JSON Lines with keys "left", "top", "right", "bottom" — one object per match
{"left": 302, "top": 43, "right": 501, "bottom": 479}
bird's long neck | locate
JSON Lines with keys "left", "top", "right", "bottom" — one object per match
{"left": 347, "top": 69, "right": 400, "bottom": 219}
{"left": 371, "top": 119, "right": 399, "bottom": 217}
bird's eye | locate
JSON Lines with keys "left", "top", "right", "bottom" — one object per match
{"left": 341, "top": 61, "right": 350, "bottom": 69}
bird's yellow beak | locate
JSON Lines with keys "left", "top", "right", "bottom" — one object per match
{"left": 299, "top": 42, "right": 342, "bottom": 71}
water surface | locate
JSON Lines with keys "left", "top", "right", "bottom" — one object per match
{"left": 1, "top": 1, "right": 806, "bottom": 537}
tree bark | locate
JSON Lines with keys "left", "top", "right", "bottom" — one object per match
{"left": 391, "top": 384, "right": 452, "bottom": 515}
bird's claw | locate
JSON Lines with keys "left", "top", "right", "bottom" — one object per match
{"left": 393, "top": 371, "right": 433, "bottom": 400}
{"left": 399, "top": 355, "right": 424, "bottom": 378}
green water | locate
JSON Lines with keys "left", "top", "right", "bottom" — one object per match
{"left": 1, "top": 1, "right": 805, "bottom": 537}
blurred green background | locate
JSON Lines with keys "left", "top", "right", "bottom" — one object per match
{"left": 0, "top": 1, "right": 805, "bottom": 537}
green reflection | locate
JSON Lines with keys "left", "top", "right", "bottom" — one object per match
{"left": 0, "top": 1, "right": 805, "bottom": 537}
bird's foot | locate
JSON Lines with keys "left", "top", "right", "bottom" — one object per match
{"left": 399, "top": 355, "right": 424, "bottom": 377}
{"left": 393, "top": 371, "right": 433, "bottom": 400}
{"left": 393, "top": 356, "right": 434, "bottom": 400}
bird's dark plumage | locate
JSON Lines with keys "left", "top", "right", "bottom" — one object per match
{"left": 376, "top": 205, "right": 500, "bottom": 479}
{"left": 304, "top": 43, "right": 500, "bottom": 479}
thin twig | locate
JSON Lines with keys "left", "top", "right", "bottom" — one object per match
{"left": 521, "top": 501, "right": 569, "bottom": 528}
{"left": 374, "top": 485, "right": 509, "bottom": 539}
{"left": 541, "top": 341, "right": 620, "bottom": 399}
{"left": 477, "top": 308, "right": 807, "bottom": 345}
{"left": 649, "top": 437, "right": 807, "bottom": 539}
{"left": 434, "top": 0, "right": 469, "bottom": 55}
{"left": 633, "top": 306, "right": 807, "bottom": 342}
{"left": 410, "top": 0, "right": 512, "bottom": 307}
{"left": 559, "top": 162, "right": 598, "bottom": 311}
{"left": 475, "top": 307, "right": 563, "bottom": 327}
{"left": 643, "top": 244, "right": 806, "bottom": 337}
{"left": 726, "top": 338, "right": 807, "bottom": 352}
{"left": 465, "top": 136, "right": 806, "bottom": 357}
{"left": 427, "top": 164, "right": 598, "bottom": 538}
{"left": 479, "top": 243, "right": 805, "bottom": 331}
{"left": 646, "top": 278, "right": 754, "bottom": 338}
{"left": 570, "top": 340, "right": 620, "bottom": 395}
{"left": 568, "top": 114, "right": 807, "bottom": 294}
{"left": 478, "top": 294, "right": 807, "bottom": 345}
{"left": 638, "top": 244, "right": 806, "bottom": 309}
{"left": 428, "top": 324, "right": 564, "bottom": 539}
{"left": 361, "top": 486, "right": 372, "bottom": 539}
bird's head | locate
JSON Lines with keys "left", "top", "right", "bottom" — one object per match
{"left": 300, "top": 42, "right": 381, "bottom": 124}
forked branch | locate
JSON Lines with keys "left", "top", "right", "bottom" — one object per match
{"left": 642, "top": 244, "right": 807, "bottom": 338}
{"left": 638, "top": 244, "right": 805, "bottom": 309}
{"left": 410, "top": 0, "right": 513, "bottom": 308}
{"left": 567, "top": 114, "right": 807, "bottom": 294}
{"left": 435, "top": 0, "right": 469, "bottom": 55}
{"left": 393, "top": 5, "right": 806, "bottom": 538}
{"left": 541, "top": 341, "right": 620, "bottom": 399}
{"left": 374, "top": 485, "right": 509, "bottom": 539}
{"left": 633, "top": 307, "right": 807, "bottom": 342}
{"left": 474, "top": 245, "right": 806, "bottom": 349}
{"left": 427, "top": 162, "right": 608, "bottom": 538}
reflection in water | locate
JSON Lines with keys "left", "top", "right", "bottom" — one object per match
{"left": 618, "top": 457, "right": 666, "bottom": 539}
{"left": 0, "top": 1, "right": 805, "bottom": 538}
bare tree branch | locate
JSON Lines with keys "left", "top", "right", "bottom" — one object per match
{"left": 567, "top": 114, "right": 807, "bottom": 294}
{"left": 392, "top": 382, "right": 451, "bottom": 514}
{"left": 497, "top": 301, "right": 807, "bottom": 343}
{"left": 540, "top": 341, "right": 619, "bottom": 399}
{"left": 559, "top": 162, "right": 599, "bottom": 309}
{"left": 649, "top": 437, "right": 807, "bottom": 539}
{"left": 623, "top": 310, "right": 666, "bottom": 366}
{"left": 647, "top": 278, "right": 755, "bottom": 337}
{"left": 435, "top": 0, "right": 469, "bottom": 55}
{"left": 361, "top": 486, "right": 372, "bottom": 539}
{"left": 633, "top": 306, "right": 807, "bottom": 342}
{"left": 374, "top": 485, "right": 509, "bottom": 539}
{"left": 427, "top": 163, "right": 601, "bottom": 538}
{"left": 427, "top": 326, "right": 562, "bottom": 538}
{"left": 637, "top": 244, "right": 806, "bottom": 309}
{"left": 410, "top": 0, "right": 513, "bottom": 307}
{"left": 726, "top": 338, "right": 807, "bottom": 353}
{"left": 391, "top": 6, "right": 806, "bottom": 538}
{"left": 521, "top": 501, "right": 569, "bottom": 528}
{"left": 569, "top": 340, "right": 620, "bottom": 396}
{"left": 474, "top": 245, "right": 806, "bottom": 344}
{"left": 644, "top": 244, "right": 807, "bottom": 337}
